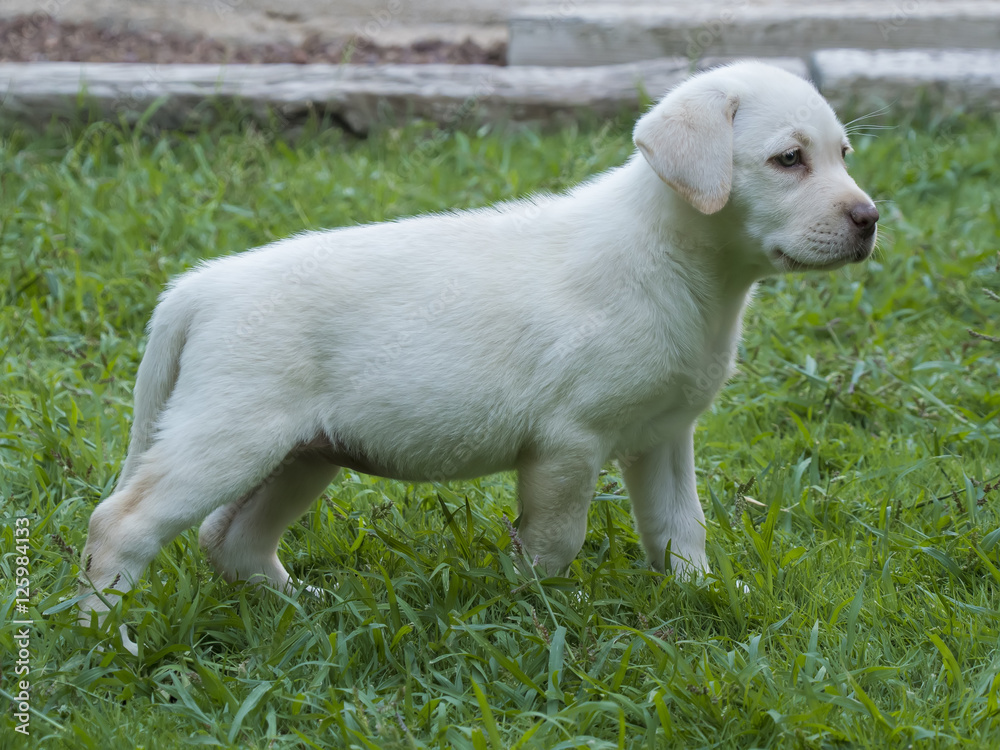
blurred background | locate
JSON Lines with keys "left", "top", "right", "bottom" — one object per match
{"left": 3, "top": 1, "right": 997, "bottom": 67}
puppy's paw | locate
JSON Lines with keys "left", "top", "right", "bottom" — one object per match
{"left": 657, "top": 549, "right": 711, "bottom": 582}
{"left": 93, "top": 623, "right": 138, "bottom": 656}
{"left": 118, "top": 624, "right": 139, "bottom": 656}
{"left": 302, "top": 584, "right": 330, "bottom": 599}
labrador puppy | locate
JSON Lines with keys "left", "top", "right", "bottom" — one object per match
{"left": 79, "top": 61, "right": 877, "bottom": 653}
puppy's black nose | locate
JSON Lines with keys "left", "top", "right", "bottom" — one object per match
{"left": 849, "top": 203, "right": 879, "bottom": 235}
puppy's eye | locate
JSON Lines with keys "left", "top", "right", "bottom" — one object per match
{"left": 774, "top": 149, "right": 802, "bottom": 168}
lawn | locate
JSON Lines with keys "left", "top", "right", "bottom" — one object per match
{"left": 1, "top": 104, "right": 999, "bottom": 749}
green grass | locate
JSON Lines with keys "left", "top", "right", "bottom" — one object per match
{"left": 1, "top": 108, "right": 999, "bottom": 749}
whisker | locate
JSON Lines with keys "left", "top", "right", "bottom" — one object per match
{"left": 869, "top": 231, "right": 891, "bottom": 259}
{"left": 843, "top": 104, "right": 899, "bottom": 141}
{"left": 844, "top": 103, "right": 896, "bottom": 129}
{"left": 846, "top": 122, "right": 896, "bottom": 130}
{"left": 845, "top": 127, "right": 897, "bottom": 141}
{"left": 846, "top": 125, "right": 896, "bottom": 134}
{"left": 873, "top": 232, "right": 894, "bottom": 251}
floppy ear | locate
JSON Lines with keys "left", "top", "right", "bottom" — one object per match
{"left": 633, "top": 87, "right": 739, "bottom": 215}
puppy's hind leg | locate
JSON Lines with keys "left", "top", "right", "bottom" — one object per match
{"left": 515, "top": 445, "right": 603, "bottom": 576}
{"left": 199, "top": 450, "right": 341, "bottom": 592}
{"left": 78, "top": 418, "right": 294, "bottom": 653}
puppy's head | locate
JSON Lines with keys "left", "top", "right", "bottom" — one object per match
{"left": 634, "top": 61, "right": 877, "bottom": 273}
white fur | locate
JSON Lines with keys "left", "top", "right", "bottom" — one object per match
{"left": 79, "top": 62, "right": 877, "bottom": 653}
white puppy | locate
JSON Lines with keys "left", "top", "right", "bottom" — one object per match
{"left": 79, "top": 61, "right": 877, "bottom": 651}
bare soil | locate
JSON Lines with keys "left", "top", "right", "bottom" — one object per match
{"left": 0, "top": 14, "right": 506, "bottom": 65}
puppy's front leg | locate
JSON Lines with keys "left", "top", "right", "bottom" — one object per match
{"left": 621, "top": 426, "right": 710, "bottom": 578}
{"left": 516, "top": 447, "right": 603, "bottom": 575}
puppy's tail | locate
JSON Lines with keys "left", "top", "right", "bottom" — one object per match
{"left": 116, "top": 281, "right": 195, "bottom": 487}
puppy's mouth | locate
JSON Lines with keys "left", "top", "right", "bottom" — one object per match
{"left": 773, "top": 239, "right": 873, "bottom": 272}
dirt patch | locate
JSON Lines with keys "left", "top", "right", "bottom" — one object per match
{"left": 0, "top": 14, "right": 506, "bottom": 65}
